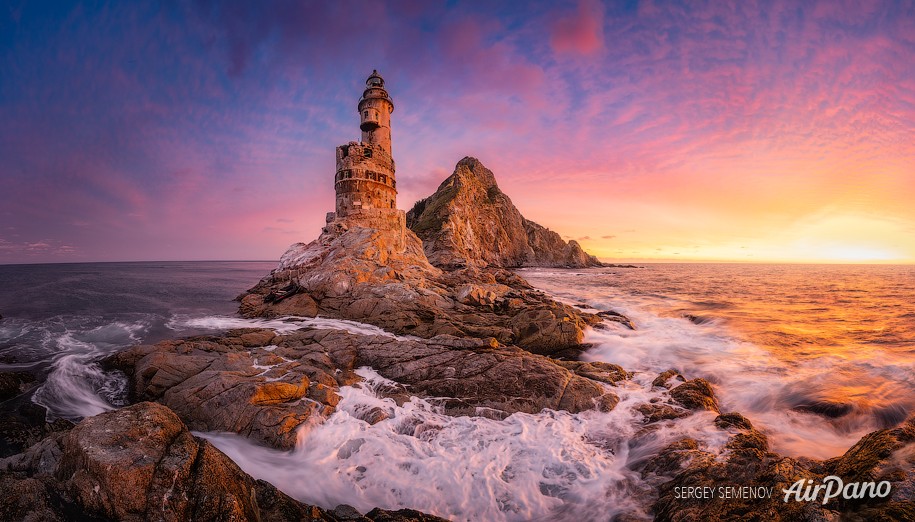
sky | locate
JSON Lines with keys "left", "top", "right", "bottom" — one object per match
{"left": 1, "top": 0, "right": 914, "bottom": 264}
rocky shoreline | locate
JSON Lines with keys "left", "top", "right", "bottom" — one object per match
{"left": 3, "top": 317, "right": 912, "bottom": 520}
{"left": 1, "top": 157, "right": 913, "bottom": 520}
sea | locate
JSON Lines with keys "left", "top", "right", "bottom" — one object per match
{"left": 1, "top": 261, "right": 912, "bottom": 521}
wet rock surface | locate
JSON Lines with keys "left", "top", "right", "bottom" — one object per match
{"left": 0, "top": 371, "right": 37, "bottom": 402}
{"left": 106, "top": 327, "right": 620, "bottom": 444}
{"left": 668, "top": 378, "right": 719, "bottom": 413}
{"left": 0, "top": 400, "right": 73, "bottom": 458}
{"left": 0, "top": 371, "right": 74, "bottom": 458}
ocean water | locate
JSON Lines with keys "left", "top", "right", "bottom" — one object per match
{"left": 1, "top": 261, "right": 912, "bottom": 520}
{"left": 0, "top": 261, "right": 276, "bottom": 418}
{"left": 520, "top": 264, "right": 915, "bottom": 459}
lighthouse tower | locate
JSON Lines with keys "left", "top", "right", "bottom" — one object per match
{"left": 358, "top": 70, "right": 394, "bottom": 155}
{"left": 332, "top": 70, "right": 399, "bottom": 222}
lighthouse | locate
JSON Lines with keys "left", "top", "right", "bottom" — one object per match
{"left": 326, "top": 71, "right": 405, "bottom": 240}
{"left": 358, "top": 70, "right": 394, "bottom": 155}
{"left": 333, "top": 70, "right": 398, "bottom": 218}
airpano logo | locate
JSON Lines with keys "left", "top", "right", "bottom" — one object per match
{"left": 782, "top": 476, "right": 892, "bottom": 504}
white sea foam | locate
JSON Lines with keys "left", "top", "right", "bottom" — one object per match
{"left": 581, "top": 309, "right": 869, "bottom": 458}
{"left": 166, "top": 314, "right": 411, "bottom": 339}
{"left": 201, "top": 368, "right": 729, "bottom": 522}
{"left": 32, "top": 321, "right": 139, "bottom": 420}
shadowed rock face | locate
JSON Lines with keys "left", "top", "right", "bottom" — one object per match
{"left": 406, "top": 157, "right": 602, "bottom": 269}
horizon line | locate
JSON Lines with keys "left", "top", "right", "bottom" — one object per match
{"left": 1, "top": 259, "right": 913, "bottom": 267}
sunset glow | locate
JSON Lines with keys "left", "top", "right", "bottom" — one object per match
{"left": 1, "top": 1, "right": 914, "bottom": 264}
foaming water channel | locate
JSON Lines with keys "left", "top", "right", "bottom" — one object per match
{"left": 201, "top": 368, "right": 729, "bottom": 522}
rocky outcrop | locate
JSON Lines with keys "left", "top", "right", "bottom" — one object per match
{"left": 0, "top": 402, "right": 448, "bottom": 522}
{"left": 104, "top": 328, "right": 335, "bottom": 449}
{"left": 406, "top": 157, "right": 601, "bottom": 269}
{"left": 240, "top": 226, "right": 608, "bottom": 356}
{"left": 522, "top": 218, "right": 601, "bottom": 269}
{"left": 237, "top": 156, "right": 623, "bottom": 357}
{"left": 668, "top": 378, "right": 719, "bottom": 414}
{"left": 106, "top": 327, "right": 621, "bottom": 442}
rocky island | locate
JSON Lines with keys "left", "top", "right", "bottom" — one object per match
{"left": 1, "top": 72, "right": 912, "bottom": 521}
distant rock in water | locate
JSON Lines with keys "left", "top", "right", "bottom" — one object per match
{"left": 407, "top": 157, "right": 602, "bottom": 269}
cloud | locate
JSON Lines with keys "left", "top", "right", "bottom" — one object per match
{"left": 1, "top": 1, "right": 913, "bottom": 263}
{"left": 262, "top": 226, "right": 300, "bottom": 235}
{"left": 550, "top": 0, "right": 604, "bottom": 55}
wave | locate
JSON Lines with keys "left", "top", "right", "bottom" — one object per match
{"left": 31, "top": 320, "right": 143, "bottom": 420}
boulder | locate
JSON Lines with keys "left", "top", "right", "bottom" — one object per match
{"left": 635, "top": 402, "right": 689, "bottom": 424}
{"left": 0, "top": 402, "right": 337, "bottom": 521}
{"left": 0, "top": 371, "right": 36, "bottom": 402}
{"left": 596, "top": 310, "right": 636, "bottom": 330}
{"left": 652, "top": 369, "right": 686, "bottom": 389}
{"left": 669, "top": 378, "right": 719, "bottom": 413}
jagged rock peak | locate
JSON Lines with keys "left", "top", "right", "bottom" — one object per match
{"left": 451, "top": 156, "right": 498, "bottom": 189}
{"left": 407, "top": 157, "right": 602, "bottom": 270}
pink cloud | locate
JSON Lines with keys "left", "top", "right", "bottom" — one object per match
{"left": 550, "top": 0, "right": 604, "bottom": 55}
